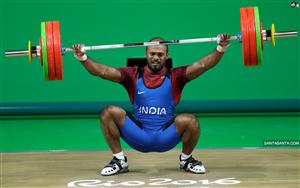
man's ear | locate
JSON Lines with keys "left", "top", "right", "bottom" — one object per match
{"left": 145, "top": 48, "right": 148, "bottom": 57}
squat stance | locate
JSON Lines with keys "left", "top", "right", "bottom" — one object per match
{"left": 73, "top": 34, "right": 230, "bottom": 176}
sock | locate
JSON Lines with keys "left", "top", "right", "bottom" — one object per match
{"left": 113, "top": 151, "right": 125, "bottom": 160}
{"left": 181, "top": 153, "right": 191, "bottom": 161}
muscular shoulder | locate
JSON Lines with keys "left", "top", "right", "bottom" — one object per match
{"left": 170, "top": 66, "right": 188, "bottom": 83}
{"left": 117, "top": 66, "right": 138, "bottom": 103}
{"left": 170, "top": 66, "right": 189, "bottom": 105}
{"left": 117, "top": 66, "right": 138, "bottom": 83}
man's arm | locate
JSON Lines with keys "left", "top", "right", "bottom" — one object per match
{"left": 186, "top": 34, "right": 230, "bottom": 81}
{"left": 72, "top": 44, "right": 123, "bottom": 83}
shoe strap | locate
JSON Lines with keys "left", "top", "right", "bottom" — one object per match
{"left": 105, "top": 157, "right": 124, "bottom": 170}
{"left": 183, "top": 156, "right": 202, "bottom": 169}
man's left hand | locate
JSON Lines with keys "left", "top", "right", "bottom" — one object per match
{"left": 216, "top": 34, "right": 231, "bottom": 53}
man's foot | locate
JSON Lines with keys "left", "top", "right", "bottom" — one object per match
{"left": 101, "top": 156, "right": 129, "bottom": 176}
{"left": 179, "top": 155, "right": 206, "bottom": 174}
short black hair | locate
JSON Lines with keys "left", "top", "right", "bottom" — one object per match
{"left": 146, "top": 37, "right": 168, "bottom": 53}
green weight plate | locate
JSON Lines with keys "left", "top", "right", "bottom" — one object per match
{"left": 39, "top": 37, "right": 43, "bottom": 66}
{"left": 254, "top": 7, "right": 262, "bottom": 65}
{"left": 41, "top": 22, "right": 49, "bottom": 80}
{"left": 260, "top": 22, "right": 264, "bottom": 50}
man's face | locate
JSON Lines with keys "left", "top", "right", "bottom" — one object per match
{"left": 146, "top": 45, "right": 168, "bottom": 73}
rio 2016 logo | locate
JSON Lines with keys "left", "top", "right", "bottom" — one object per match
{"left": 68, "top": 177, "right": 241, "bottom": 187}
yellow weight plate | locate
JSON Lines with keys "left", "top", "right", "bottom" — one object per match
{"left": 271, "top": 23, "right": 276, "bottom": 47}
{"left": 28, "top": 40, "right": 32, "bottom": 64}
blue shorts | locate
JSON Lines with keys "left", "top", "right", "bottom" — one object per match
{"left": 120, "top": 114, "right": 181, "bottom": 153}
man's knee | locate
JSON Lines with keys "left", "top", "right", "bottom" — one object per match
{"left": 101, "top": 105, "right": 115, "bottom": 118}
{"left": 100, "top": 105, "right": 126, "bottom": 122}
{"left": 175, "top": 113, "right": 200, "bottom": 131}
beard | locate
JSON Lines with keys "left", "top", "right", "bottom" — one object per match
{"left": 147, "top": 61, "right": 165, "bottom": 73}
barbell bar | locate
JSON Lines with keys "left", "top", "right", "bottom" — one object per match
{"left": 4, "top": 6, "right": 298, "bottom": 81}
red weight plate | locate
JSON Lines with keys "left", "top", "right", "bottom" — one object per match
{"left": 39, "top": 37, "right": 43, "bottom": 66}
{"left": 240, "top": 8, "right": 251, "bottom": 66}
{"left": 260, "top": 22, "right": 264, "bottom": 50}
{"left": 52, "top": 21, "right": 63, "bottom": 80}
{"left": 246, "top": 7, "right": 257, "bottom": 66}
{"left": 45, "top": 22, "right": 56, "bottom": 80}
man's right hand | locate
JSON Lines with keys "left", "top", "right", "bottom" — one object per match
{"left": 72, "top": 44, "right": 88, "bottom": 62}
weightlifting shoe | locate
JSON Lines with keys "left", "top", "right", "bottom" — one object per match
{"left": 101, "top": 156, "right": 129, "bottom": 176}
{"left": 179, "top": 155, "right": 206, "bottom": 174}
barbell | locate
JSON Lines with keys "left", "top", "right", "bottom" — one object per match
{"left": 4, "top": 6, "right": 298, "bottom": 81}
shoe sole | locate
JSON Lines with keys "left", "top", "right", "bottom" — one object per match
{"left": 101, "top": 167, "right": 129, "bottom": 176}
{"left": 180, "top": 167, "right": 206, "bottom": 174}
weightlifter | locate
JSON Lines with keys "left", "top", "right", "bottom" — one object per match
{"left": 72, "top": 34, "right": 230, "bottom": 176}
